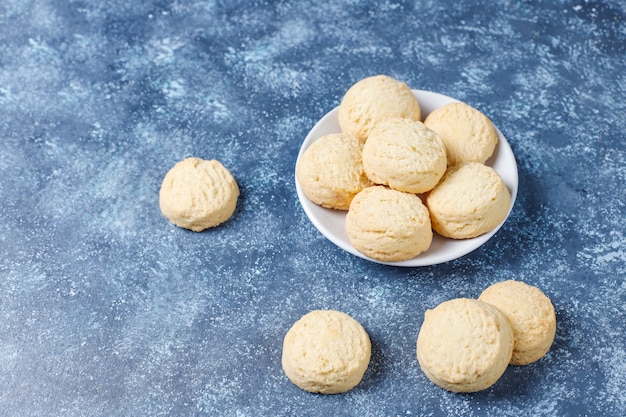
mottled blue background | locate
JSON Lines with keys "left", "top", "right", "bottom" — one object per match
{"left": 1, "top": 1, "right": 624, "bottom": 416}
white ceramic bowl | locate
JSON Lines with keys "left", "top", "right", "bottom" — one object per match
{"left": 295, "top": 90, "right": 518, "bottom": 267}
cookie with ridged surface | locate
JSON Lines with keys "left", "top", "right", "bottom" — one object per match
{"left": 362, "top": 118, "right": 447, "bottom": 194}
{"left": 346, "top": 186, "right": 432, "bottom": 262}
{"left": 282, "top": 310, "right": 371, "bottom": 394}
{"left": 159, "top": 157, "right": 239, "bottom": 231}
{"left": 416, "top": 298, "right": 514, "bottom": 393}
{"left": 424, "top": 101, "right": 498, "bottom": 166}
{"left": 296, "top": 133, "right": 371, "bottom": 210}
{"left": 338, "top": 75, "right": 421, "bottom": 142}
{"left": 479, "top": 280, "right": 556, "bottom": 365}
{"left": 426, "top": 162, "right": 511, "bottom": 239}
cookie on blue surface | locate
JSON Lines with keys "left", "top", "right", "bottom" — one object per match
{"left": 281, "top": 310, "right": 371, "bottom": 394}
{"left": 416, "top": 298, "right": 514, "bottom": 393}
{"left": 159, "top": 157, "right": 239, "bottom": 231}
{"left": 479, "top": 280, "right": 556, "bottom": 365}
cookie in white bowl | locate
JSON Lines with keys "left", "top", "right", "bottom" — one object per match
{"left": 424, "top": 101, "right": 498, "bottom": 166}
{"left": 346, "top": 186, "right": 432, "bottom": 262}
{"left": 426, "top": 162, "right": 511, "bottom": 239}
{"left": 338, "top": 74, "right": 421, "bottom": 142}
{"left": 362, "top": 118, "right": 447, "bottom": 194}
{"left": 296, "top": 133, "right": 371, "bottom": 210}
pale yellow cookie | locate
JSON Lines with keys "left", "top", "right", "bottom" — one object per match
{"left": 362, "top": 118, "right": 447, "bottom": 194}
{"left": 338, "top": 75, "right": 421, "bottom": 142}
{"left": 479, "top": 280, "right": 556, "bottom": 365}
{"left": 282, "top": 310, "right": 371, "bottom": 394}
{"left": 424, "top": 102, "right": 498, "bottom": 166}
{"left": 416, "top": 298, "right": 514, "bottom": 393}
{"left": 159, "top": 157, "right": 239, "bottom": 231}
{"left": 296, "top": 133, "right": 371, "bottom": 210}
{"left": 426, "top": 162, "right": 511, "bottom": 239}
{"left": 346, "top": 186, "right": 432, "bottom": 262}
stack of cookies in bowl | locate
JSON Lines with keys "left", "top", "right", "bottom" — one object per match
{"left": 296, "top": 75, "right": 511, "bottom": 262}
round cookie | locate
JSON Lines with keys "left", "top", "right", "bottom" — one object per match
{"left": 416, "top": 298, "right": 514, "bottom": 393}
{"left": 362, "top": 118, "right": 447, "bottom": 194}
{"left": 424, "top": 101, "right": 498, "bottom": 166}
{"left": 296, "top": 133, "right": 371, "bottom": 210}
{"left": 338, "top": 75, "right": 421, "bottom": 142}
{"left": 346, "top": 186, "right": 432, "bottom": 262}
{"left": 479, "top": 280, "right": 556, "bottom": 365}
{"left": 426, "top": 162, "right": 511, "bottom": 239}
{"left": 281, "top": 310, "right": 371, "bottom": 394}
{"left": 159, "top": 157, "right": 239, "bottom": 232}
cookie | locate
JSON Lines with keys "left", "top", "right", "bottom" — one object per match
{"left": 281, "top": 310, "right": 371, "bottom": 394}
{"left": 338, "top": 75, "right": 421, "bottom": 142}
{"left": 416, "top": 298, "right": 514, "bottom": 393}
{"left": 362, "top": 118, "right": 447, "bottom": 194}
{"left": 346, "top": 186, "right": 432, "bottom": 262}
{"left": 424, "top": 102, "right": 498, "bottom": 166}
{"left": 296, "top": 133, "right": 371, "bottom": 210}
{"left": 159, "top": 157, "right": 239, "bottom": 232}
{"left": 426, "top": 162, "right": 511, "bottom": 239}
{"left": 479, "top": 280, "right": 556, "bottom": 365}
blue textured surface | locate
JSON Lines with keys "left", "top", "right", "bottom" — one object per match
{"left": 1, "top": 1, "right": 625, "bottom": 416}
